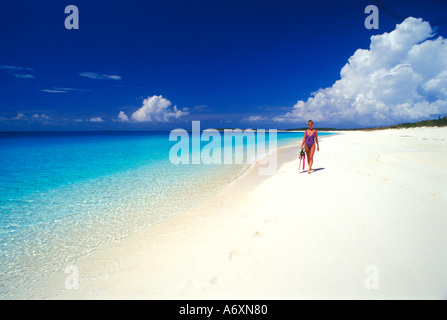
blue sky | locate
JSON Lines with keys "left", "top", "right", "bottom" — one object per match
{"left": 1, "top": 0, "right": 447, "bottom": 131}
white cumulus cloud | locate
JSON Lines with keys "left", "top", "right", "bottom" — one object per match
{"left": 90, "top": 117, "right": 104, "bottom": 122}
{"left": 118, "top": 111, "right": 129, "bottom": 122}
{"left": 32, "top": 113, "right": 50, "bottom": 120}
{"left": 119, "top": 95, "right": 188, "bottom": 122}
{"left": 12, "top": 113, "right": 26, "bottom": 120}
{"left": 274, "top": 17, "right": 447, "bottom": 126}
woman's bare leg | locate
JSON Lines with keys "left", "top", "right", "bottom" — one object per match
{"left": 304, "top": 144, "right": 310, "bottom": 172}
{"left": 308, "top": 144, "right": 316, "bottom": 173}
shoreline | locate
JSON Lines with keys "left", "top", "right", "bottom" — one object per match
{"left": 32, "top": 141, "right": 303, "bottom": 300}
{"left": 5, "top": 132, "right": 306, "bottom": 300}
{"left": 34, "top": 127, "right": 446, "bottom": 299}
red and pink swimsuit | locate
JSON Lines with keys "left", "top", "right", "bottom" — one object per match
{"left": 305, "top": 130, "right": 316, "bottom": 148}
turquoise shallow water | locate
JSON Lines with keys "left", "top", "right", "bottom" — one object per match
{"left": 0, "top": 130, "right": 331, "bottom": 298}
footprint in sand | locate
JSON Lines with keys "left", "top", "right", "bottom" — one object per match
{"left": 208, "top": 275, "right": 220, "bottom": 286}
{"left": 183, "top": 275, "right": 220, "bottom": 291}
{"left": 252, "top": 231, "right": 264, "bottom": 238}
{"left": 240, "top": 211, "right": 251, "bottom": 218}
{"left": 229, "top": 249, "right": 242, "bottom": 261}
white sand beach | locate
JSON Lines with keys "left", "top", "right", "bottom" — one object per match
{"left": 38, "top": 127, "right": 447, "bottom": 300}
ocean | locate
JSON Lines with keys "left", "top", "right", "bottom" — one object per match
{"left": 0, "top": 130, "right": 330, "bottom": 298}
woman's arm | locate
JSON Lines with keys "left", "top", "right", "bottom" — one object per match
{"left": 315, "top": 131, "right": 319, "bottom": 151}
{"left": 300, "top": 135, "right": 306, "bottom": 150}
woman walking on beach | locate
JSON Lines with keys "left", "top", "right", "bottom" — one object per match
{"left": 300, "top": 120, "right": 319, "bottom": 173}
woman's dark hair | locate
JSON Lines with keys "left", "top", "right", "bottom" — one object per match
{"left": 307, "top": 120, "right": 313, "bottom": 124}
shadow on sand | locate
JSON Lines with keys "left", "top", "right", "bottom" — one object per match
{"left": 299, "top": 167, "right": 325, "bottom": 174}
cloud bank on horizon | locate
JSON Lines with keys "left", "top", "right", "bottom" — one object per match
{"left": 272, "top": 17, "right": 447, "bottom": 127}
{"left": 2, "top": 17, "right": 446, "bottom": 130}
